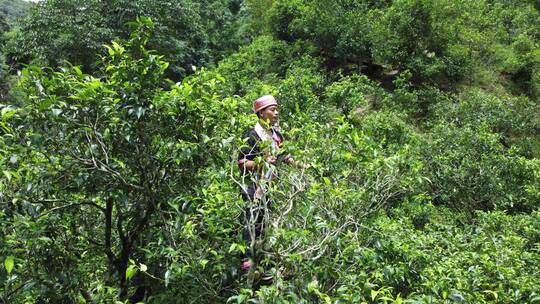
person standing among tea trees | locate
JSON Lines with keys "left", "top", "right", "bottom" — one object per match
{"left": 237, "top": 94, "right": 305, "bottom": 279}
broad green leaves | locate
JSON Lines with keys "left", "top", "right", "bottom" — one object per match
{"left": 2, "top": 17, "right": 251, "bottom": 302}
{"left": 4, "top": 0, "right": 245, "bottom": 80}
{"left": 0, "top": 0, "right": 539, "bottom": 302}
{"left": 4, "top": 256, "right": 14, "bottom": 274}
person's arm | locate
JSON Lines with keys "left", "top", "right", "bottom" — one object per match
{"left": 239, "top": 154, "right": 278, "bottom": 172}
{"left": 238, "top": 131, "right": 261, "bottom": 172}
{"left": 239, "top": 129, "right": 283, "bottom": 172}
{"left": 238, "top": 159, "right": 257, "bottom": 172}
{"left": 284, "top": 155, "right": 310, "bottom": 169}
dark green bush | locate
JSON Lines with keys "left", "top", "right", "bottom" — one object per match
{"left": 433, "top": 88, "right": 538, "bottom": 136}
{"left": 267, "top": 0, "right": 379, "bottom": 68}
{"left": 431, "top": 88, "right": 540, "bottom": 157}
{"left": 216, "top": 35, "right": 292, "bottom": 96}
{"left": 324, "top": 74, "right": 384, "bottom": 118}
{"left": 420, "top": 124, "right": 540, "bottom": 212}
{"left": 4, "top": 0, "right": 245, "bottom": 79}
{"left": 370, "top": 0, "right": 473, "bottom": 85}
{"left": 374, "top": 208, "right": 540, "bottom": 303}
{"left": 360, "top": 111, "right": 414, "bottom": 153}
{"left": 276, "top": 55, "right": 326, "bottom": 120}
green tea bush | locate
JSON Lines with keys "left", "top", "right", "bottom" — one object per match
{"left": 276, "top": 55, "right": 326, "bottom": 121}
{"left": 216, "top": 36, "right": 293, "bottom": 96}
{"left": 432, "top": 88, "right": 540, "bottom": 157}
{"left": 420, "top": 124, "right": 540, "bottom": 212}
{"left": 4, "top": 0, "right": 246, "bottom": 79}
{"left": 369, "top": 0, "right": 540, "bottom": 89}
{"left": 433, "top": 88, "right": 538, "bottom": 136}
{"left": 268, "top": 0, "right": 376, "bottom": 67}
{"left": 234, "top": 118, "right": 419, "bottom": 302}
{"left": 373, "top": 208, "right": 540, "bottom": 303}
{"left": 324, "top": 74, "right": 384, "bottom": 118}
{"left": 370, "top": 0, "right": 473, "bottom": 85}
{"left": 240, "top": 204, "right": 540, "bottom": 303}
{"left": 360, "top": 111, "right": 415, "bottom": 155}
{"left": 381, "top": 70, "right": 455, "bottom": 121}
{"left": 509, "top": 34, "right": 540, "bottom": 97}
{"left": 0, "top": 19, "right": 253, "bottom": 301}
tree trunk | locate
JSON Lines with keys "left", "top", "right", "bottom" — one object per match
{"left": 116, "top": 257, "right": 129, "bottom": 299}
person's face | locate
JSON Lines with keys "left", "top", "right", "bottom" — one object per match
{"left": 259, "top": 105, "right": 279, "bottom": 126}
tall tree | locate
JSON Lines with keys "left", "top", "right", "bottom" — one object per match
{"left": 4, "top": 0, "right": 245, "bottom": 80}
{"left": 4, "top": 18, "right": 242, "bottom": 300}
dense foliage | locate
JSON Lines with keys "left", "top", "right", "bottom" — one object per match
{"left": 0, "top": 0, "right": 539, "bottom": 303}
{"left": 0, "top": 0, "right": 32, "bottom": 101}
{"left": 4, "top": 0, "right": 245, "bottom": 79}
{"left": 0, "top": 0, "right": 30, "bottom": 25}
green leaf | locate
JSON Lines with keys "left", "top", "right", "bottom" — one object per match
{"left": 3, "top": 170, "right": 12, "bottom": 182}
{"left": 136, "top": 107, "right": 144, "bottom": 119}
{"left": 323, "top": 177, "right": 331, "bottom": 186}
{"left": 228, "top": 243, "right": 238, "bottom": 253}
{"left": 126, "top": 265, "right": 137, "bottom": 281}
{"left": 307, "top": 280, "right": 319, "bottom": 293}
{"left": 73, "top": 66, "right": 83, "bottom": 76}
{"left": 4, "top": 256, "right": 14, "bottom": 274}
{"left": 200, "top": 259, "right": 208, "bottom": 269}
{"left": 371, "top": 289, "right": 379, "bottom": 301}
{"left": 38, "top": 236, "right": 52, "bottom": 243}
{"left": 104, "top": 45, "right": 114, "bottom": 56}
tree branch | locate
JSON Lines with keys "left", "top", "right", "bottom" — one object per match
{"left": 104, "top": 197, "right": 116, "bottom": 263}
{"left": 37, "top": 200, "right": 105, "bottom": 217}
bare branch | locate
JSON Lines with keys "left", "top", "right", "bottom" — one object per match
{"left": 36, "top": 199, "right": 105, "bottom": 217}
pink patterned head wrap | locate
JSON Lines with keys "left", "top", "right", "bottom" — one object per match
{"left": 252, "top": 95, "right": 278, "bottom": 113}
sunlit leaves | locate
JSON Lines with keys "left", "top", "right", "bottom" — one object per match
{"left": 1, "top": 0, "right": 540, "bottom": 302}
{"left": 4, "top": 256, "right": 14, "bottom": 274}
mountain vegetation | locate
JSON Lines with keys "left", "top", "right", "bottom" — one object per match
{"left": 0, "top": 0, "right": 539, "bottom": 303}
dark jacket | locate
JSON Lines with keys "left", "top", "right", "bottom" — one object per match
{"left": 237, "top": 127, "right": 284, "bottom": 200}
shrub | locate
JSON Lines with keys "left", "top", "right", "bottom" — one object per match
{"left": 420, "top": 124, "right": 540, "bottom": 212}
{"left": 360, "top": 111, "right": 415, "bottom": 154}
{"left": 216, "top": 36, "right": 293, "bottom": 96}
{"left": 276, "top": 55, "right": 325, "bottom": 120}
{"left": 433, "top": 88, "right": 538, "bottom": 136}
{"left": 267, "top": 0, "right": 379, "bottom": 68}
{"left": 324, "top": 74, "right": 383, "bottom": 118}
{"left": 370, "top": 0, "right": 473, "bottom": 85}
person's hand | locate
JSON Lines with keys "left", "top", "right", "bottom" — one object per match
{"left": 267, "top": 155, "right": 277, "bottom": 165}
